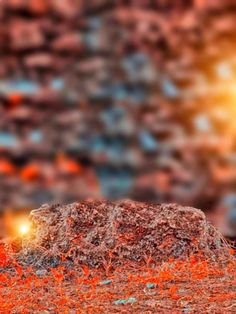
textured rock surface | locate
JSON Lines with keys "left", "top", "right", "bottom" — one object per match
{"left": 19, "top": 200, "right": 229, "bottom": 268}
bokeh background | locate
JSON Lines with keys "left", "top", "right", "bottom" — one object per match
{"left": 0, "top": 0, "right": 236, "bottom": 238}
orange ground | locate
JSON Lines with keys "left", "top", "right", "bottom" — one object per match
{"left": 0, "top": 246, "right": 236, "bottom": 313}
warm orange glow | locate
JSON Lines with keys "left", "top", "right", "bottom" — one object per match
{"left": 18, "top": 223, "right": 30, "bottom": 236}
{"left": 1, "top": 211, "right": 31, "bottom": 238}
{"left": 17, "top": 219, "right": 31, "bottom": 237}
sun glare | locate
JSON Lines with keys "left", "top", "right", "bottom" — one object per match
{"left": 18, "top": 222, "right": 31, "bottom": 236}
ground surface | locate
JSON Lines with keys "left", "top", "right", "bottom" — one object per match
{"left": 0, "top": 201, "right": 236, "bottom": 313}
{"left": 0, "top": 253, "right": 236, "bottom": 313}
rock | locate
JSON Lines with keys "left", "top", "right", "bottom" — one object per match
{"left": 29, "top": 0, "right": 49, "bottom": 15}
{"left": 50, "top": 0, "right": 79, "bottom": 19}
{"left": 51, "top": 34, "right": 82, "bottom": 52}
{"left": 24, "top": 53, "right": 54, "bottom": 69}
{"left": 9, "top": 21, "right": 44, "bottom": 51}
{"left": 36, "top": 269, "right": 47, "bottom": 277}
{"left": 18, "top": 200, "right": 230, "bottom": 268}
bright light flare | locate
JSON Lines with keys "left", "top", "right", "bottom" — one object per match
{"left": 18, "top": 221, "right": 31, "bottom": 236}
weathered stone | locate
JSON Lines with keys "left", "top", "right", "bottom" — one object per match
{"left": 19, "top": 200, "right": 229, "bottom": 268}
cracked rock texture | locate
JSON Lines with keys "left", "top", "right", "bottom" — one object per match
{"left": 19, "top": 200, "right": 229, "bottom": 268}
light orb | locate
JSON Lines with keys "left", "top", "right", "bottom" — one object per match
{"left": 18, "top": 222, "right": 31, "bottom": 236}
